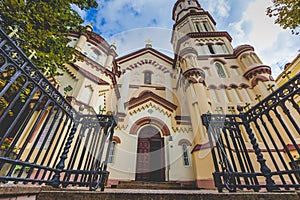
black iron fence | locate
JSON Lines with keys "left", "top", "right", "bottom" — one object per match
{"left": 0, "top": 27, "right": 117, "bottom": 191}
{"left": 202, "top": 73, "right": 300, "bottom": 192}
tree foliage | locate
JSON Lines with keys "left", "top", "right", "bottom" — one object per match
{"left": 0, "top": 0, "right": 98, "bottom": 76}
{"left": 266, "top": 0, "right": 300, "bottom": 34}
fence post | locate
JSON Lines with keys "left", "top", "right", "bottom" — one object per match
{"left": 51, "top": 121, "right": 77, "bottom": 188}
{"left": 237, "top": 106, "right": 277, "bottom": 191}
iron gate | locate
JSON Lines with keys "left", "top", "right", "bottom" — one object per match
{"left": 0, "top": 27, "right": 117, "bottom": 191}
{"left": 202, "top": 73, "right": 300, "bottom": 192}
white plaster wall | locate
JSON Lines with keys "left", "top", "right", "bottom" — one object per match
{"left": 108, "top": 104, "right": 194, "bottom": 181}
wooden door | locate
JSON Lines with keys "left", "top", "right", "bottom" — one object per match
{"left": 149, "top": 139, "right": 165, "bottom": 181}
{"left": 136, "top": 138, "right": 150, "bottom": 181}
{"left": 136, "top": 126, "right": 165, "bottom": 182}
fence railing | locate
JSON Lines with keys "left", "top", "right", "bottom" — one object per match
{"left": 202, "top": 73, "right": 300, "bottom": 192}
{"left": 0, "top": 27, "right": 117, "bottom": 191}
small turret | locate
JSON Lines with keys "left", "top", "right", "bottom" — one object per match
{"left": 75, "top": 24, "right": 93, "bottom": 51}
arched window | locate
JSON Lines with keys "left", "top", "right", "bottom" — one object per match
{"left": 215, "top": 62, "right": 226, "bottom": 78}
{"left": 182, "top": 142, "right": 190, "bottom": 167}
{"left": 108, "top": 141, "right": 116, "bottom": 164}
{"left": 144, "top": 71, "right": 152, "bottom": 84}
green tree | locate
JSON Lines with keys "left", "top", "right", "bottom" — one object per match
{"left": 0, "top": 0, "right": 98, "bottom": 76}
{"left": 266, "top": 0, "right": 300, "bottom": 34}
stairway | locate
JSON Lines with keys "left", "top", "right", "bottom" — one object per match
{"left": 111, "top": 181, "right": 196, "bottom": 190}
{"left": 1, "top": 185, "right": 300, "bottom": 200}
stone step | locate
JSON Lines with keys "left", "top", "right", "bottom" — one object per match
{"left": 1, "top": 185, "right": 299, "bottom": 200}
{"left": 114, "top": 181, "right": 185, "bottom": 190}
{"left": 37, "top": 189, "right": 300, "bottom": 200}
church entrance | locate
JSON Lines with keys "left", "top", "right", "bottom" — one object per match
{"left": 136, "top": 126, "right": 165, "bottom": 182}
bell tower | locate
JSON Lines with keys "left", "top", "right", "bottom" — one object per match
{"left": 171, "top": 0, "right": 277, "bottom": 189}
{"left": 171, "top": 0, "right": 233, "bottom": 61}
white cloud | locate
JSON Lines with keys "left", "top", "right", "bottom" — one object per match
{"left": 229, "top": 0, "right": 300, "bottom": 78}
{"left": 107, "top": 27, "right": 173, "bottom": 58}
{"left": 200, "top": 0, "right": 231, "bottom": 18}
{"left": 92, "top": 0, "right": 174, "bottom": 38}
{"left": 81, "top": 0, "right": 299, "bottom": 78}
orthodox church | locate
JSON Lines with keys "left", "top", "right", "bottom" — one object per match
{"left": 56, "top": 0, "right": 279, "bottom": 188}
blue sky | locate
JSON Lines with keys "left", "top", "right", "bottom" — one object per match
{"left": 73, "top": 0, "right": 300, "bottom": 78}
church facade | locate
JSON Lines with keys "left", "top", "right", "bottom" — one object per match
{"left": 55, "top": 0, "right": 286, "bottom": 188}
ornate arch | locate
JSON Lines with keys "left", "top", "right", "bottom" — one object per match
{"left": 210, "top": 58, "right": 227, "bottom": 65}
{"left": 129, "top": 117, "right": 170, "bottom": 136}
{"left": 112, "top": 136, "right": 121, "bottom": 144}
{"left": 178, "top": 139, "right": 192, "bottom": 146}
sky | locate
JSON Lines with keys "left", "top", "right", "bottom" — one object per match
{"left": 73, "top": 0, "right": 300, "bottom": 78}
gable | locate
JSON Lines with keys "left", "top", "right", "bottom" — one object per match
{"left": 116, "top": 47, "right": 173, "bottom": 65}
{"left": 125, "top": 91, "right": 177, "bottom": 112}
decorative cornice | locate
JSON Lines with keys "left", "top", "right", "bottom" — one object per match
{"left": 233, "top": 45, "right": 255, "bottom": 57}
{"left": 125, "top": 91, "right": 177, "bottom": 112}
{"left": 69, "top": 32, "right": 109, "bottom": 53}
{"left": 182, "top": 68, "right": 205, "bottom": 83}
{"left": 251, "top": 75, "right": 270, "bottom": 87}
{"left": 173, "top": 10, "right": 216, "bottom": 27}
{"left": 129, "top": 102, "right": 173, "bottom": 117}
{"left": 179, "top": 47, "right": 198, "bottom": 57}
{"left": 172, "top": 127, "right": 193, "bottom": 133}
{"left": 123, "top": 59, "right": 172, "bottom": 74}
{"left": 72, "top": 64, "right": 109, "bottom": 85}
{"left": 243, "top": 65, "right": 271, "bottom": 80}
{"left": 186, "top": 32, "right": 232, "bottom": 43}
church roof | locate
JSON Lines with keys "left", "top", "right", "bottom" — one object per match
{"left": 116, "top": 46, "right": 173, "bottom": 65}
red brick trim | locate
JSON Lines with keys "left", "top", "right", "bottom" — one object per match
{"left": 112, "top": 136, "right": 121, "bottom": 144}
{"left": 239, "top": 83, "right": 250, "bottom": 88}
{"left": 191, "top": 143, "right": 211, "bottom": 153}
{"left": 251, "top": 75, "right": 269, "bottom": 87}
{"left": 233, "top": 45, "right": 255, "bottom": 57}
{"left": 129, "top": 117, "right": 171, "bottom": 136}
{"left": 196, "top": 179, "right": 215, "bottom": 189}
{"left": 210, "top": 58, "right": 227, "bottom": 65}
{"left": 243, "top": 65, "right": 271, "bottom": 80}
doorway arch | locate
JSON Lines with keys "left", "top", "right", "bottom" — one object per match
{"left": 135, "top": 125, "right": 165, "bottom": 182}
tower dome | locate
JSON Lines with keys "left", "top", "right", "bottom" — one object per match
{"left": 172, "top": 0, "right": 202, "bottom": 21}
